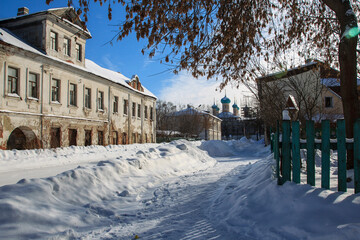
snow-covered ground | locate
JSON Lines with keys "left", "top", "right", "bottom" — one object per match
{"left": 0, "top": 139, "right": 360, "bottom": 239}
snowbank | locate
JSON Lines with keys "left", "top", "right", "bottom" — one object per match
{"left": 0, "top": 140, "right": 216, "bottom": 239}
{"left": 209, "top": 154, "right": 360, "bottom": 239}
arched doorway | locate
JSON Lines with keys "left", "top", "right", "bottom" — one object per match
{"left": 7, "top": 127, "right": 40, "bottom": 150}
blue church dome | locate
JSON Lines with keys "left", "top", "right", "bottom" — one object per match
{"left": 221, "top": 96, "right": 231, "bottom": 104}
{"left": 212, "top": 104, "right": 218, "bottom": 109}
{"left": 232, "top": 103, "right": 240, "bottom": 110}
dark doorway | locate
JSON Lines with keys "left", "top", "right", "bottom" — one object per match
{"left": 50, "top": 127, "right": 61, "bottom": 148}
{"left": 69, "top": 129, "right": 77, "bottom": 146}
{"left": 7, "top": 127, "right": 40, "bottom": 150}
{"left": 122, "top": 132, "right": 127, "bottom": 144}
{"left": 85, "top": 130, "right": 92, "bottom": 146}
{"left": 98, "top": 131, "right": 104, "bottom": 145}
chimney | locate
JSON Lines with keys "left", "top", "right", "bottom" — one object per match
{"left": 17, "top": 7, "right": 29, "bottom": 16}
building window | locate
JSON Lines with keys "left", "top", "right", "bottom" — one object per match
{"left": 150, "top": 107, "right": 154, "bottom": 121}
{"left": 132, "top": 102, "right": 136, "bottom": 117}
{"left": 137, "top": 104, "right": 141, "bottom": 118}
{"left": 132, "top": 133, "right": 136, "bottom": 143}
{"left": 145, "top": 133, "right": 148, "bottom": 143}
{"left": 122, "top": 132, "right": 127, "bottom": 144}
{"left": 69, "top": 83, "right": 77, "bottom": 106}
{"left": 7, "top": 67, "right": 19, "bottom": 94}
{"left": 113, "top": 96, "right": 119, "bottom": 113}
{"left": 69, "top": 129, "right": 77, "bottom": 146}
{"left": 50, "top": 127, "right": 61, "bottom": 148}
{"left": 144, "top": 106, "right": 148, "bottom": 119}
{"left": 98, "top": 91, "right": 104, "bottom": 110}
{"left": 325, "top": 97, "right": 333, "bottom": 108}
{"left": 85, "top": 130, "right": 92, "bottom": 146}
{"left": 28, "top": 72, "right": 38, "bottom": 99}
{"left": 84, "top": 87, "right": 91, "bottom": 109}
{"left": 123, "top": 99, "right": 128, "bottom": 115}
{"left": 51, "top": 79, "right": 60, "bottom": 102}
{"left": 50, "top": 31, "right": 58, "bottom": 51}
{"left": 113, "top": 131, "right": 118, "bottom": 145}
{"left": 63, "top": 37, "right": 70, "bottom": 56}
{"left": 98, "top": 131, "right": 104, "bottom": 145}
{"left": 75, "top": 43, "right": 82, "bottom": 61}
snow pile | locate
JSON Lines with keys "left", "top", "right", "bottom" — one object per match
{"left": 209, "top": 154, "right": 360, "bottom": 239}
{"left": 0, "top": 140, "right": 215, "bottom": 239}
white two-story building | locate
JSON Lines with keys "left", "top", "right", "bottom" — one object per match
{"left": 0, "top": 7, "right": 157, "bottom": 150}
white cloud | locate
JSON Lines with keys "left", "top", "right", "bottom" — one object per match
{"left": 158, "top": 72, "right": 255, "bottom": 107}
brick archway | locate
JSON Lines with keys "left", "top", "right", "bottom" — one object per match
{"left": 7, "top": 126, "right": 40, "bottom": 150}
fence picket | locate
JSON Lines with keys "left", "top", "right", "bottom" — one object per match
{"left": 321, "top": 120, "right": 330, "bottom": 189}
{"left": 292, "top": 121, "right": 300, "bottom": 183}
{"left": 282, "top": 121, "right": 291, "bottom": 182}
{"left": 275, "top": 125, "right": 280, "bottom": 183}
{"left": 337, "top": 119, "right": 347, "bottom": 192}
{"left": 354, "top": 119, "right": 360, "bottom": 193}
{"left": 306, "top": 120, "right": 315, "bottom": 186}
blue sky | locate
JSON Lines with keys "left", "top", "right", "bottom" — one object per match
{"left": 0, "top": 0, "right": 253, "bottom": 107}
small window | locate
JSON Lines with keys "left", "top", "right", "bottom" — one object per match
{"left": 75, "top": 43, "right": 82, "bottom": 61}
{"left": 150, "top": 107, "right": 154, "bottom": 121}
{"left": 132, "top": 102, "right": 136, "bottom": 117}
{"left": 85, "top": 130, "right": 92, "bottom": 146}
{"left": 144, "top": 106, "right": 148, "bottom": 119}
{"left": 325, "top": 97, "right": 333, "bottom": 108}
{"left": 123, "top": 99, "right": 128, "bottom": 115}
{"left": 98, "top": 131, "right": 104, "bottom": 145}
{"left": 69, "top": 129, "right": 77, "bottom": 146}
{"left": 137, "top": 104, "right": 141, "bottom": 118}
{"left": 113, "top": 96, "right": 118, "bottom": 113}
{"left": 113, "top": 131, "right": 118, "bottom": 145}
{"left": 63, "top": 37, "right": 70, "bottom": 56}
{"left": 50, "top": 31, "right": 58, "bottom": 51}
{"left": 69, "top": 83, "right": 77, "bottom": 106}
{"left": 51, "top": 79, "right": 60, "bottom": 102}
{"left": 28, "top": 73, "right": 38, "bottom": 99}
{"left": 98, "top": 91, "right": 104, "bottom": 110}
{"left": 7, "top": 67, "right": 19, "bottom": 94}
{"left": 84, "top": 87, "right": 91, "bottom": 109}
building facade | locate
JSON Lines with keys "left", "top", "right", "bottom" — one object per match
{"left": 0, "top": 7, "right": 156, "bottom": 150}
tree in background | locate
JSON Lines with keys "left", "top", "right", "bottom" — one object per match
{"left": 47, "top": 0, "right": 360, "bottom": 167}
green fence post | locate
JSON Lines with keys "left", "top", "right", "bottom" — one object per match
{"left": 292, "top": 121, "right": 300, "bottom": 184}
{"left": 354, "top": 119, "right": 360, "bottom": 194}
{"left": 282, "top": 120, "right": 291, "bottom": 182}
{"left": 275, "top": 124, "right": 280, "bottom": 184}
{"left": 337, "top": 119, "right": 347, "bottom": 192}
{"left": 306, "top": 120, "right": 315, "bottom": 186}
{"left": 321, "top": 120, "right": 330, "bottom": 189}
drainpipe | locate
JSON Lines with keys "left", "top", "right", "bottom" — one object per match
{"left": 108, "top": 85, "right": 111, "bottom": 145}
{"left": 40, "top": 65, "right": 44, "bottom": 148}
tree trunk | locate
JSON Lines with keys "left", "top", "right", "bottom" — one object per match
{"left": 323, "top": 0, "right": 360, "bottom": 169}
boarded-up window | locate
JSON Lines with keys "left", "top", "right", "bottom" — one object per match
{"left": 85, "top": 130, "right": 92, "bottom": 146}
{"left": 69, "top": 129, "right": 77, "bottom": 146}
{"left": 50, "top": 127, "right": 61, "bottom": 148}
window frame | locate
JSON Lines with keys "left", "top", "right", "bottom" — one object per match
{"left": 325, "top": 96, "right": 333, "bottom": 108}
{"left": 50, "top": 31, "right": 58, "bottom": 51}
{"left": 144, "top": 105, "right": 148, "bottom": 119}
{"left": 132, "top": 102, "right": 136, "bottom": 117}
{"left": 63, "top": 37, "right": 71, "bottom": 56}
{"left": 137, "top": 103, "right": 141, "bottom": 118}
{"left": 98, "top": 90, "right": 104, "bottom": 111}
{"left": 113, "top": 96, "right": 119, "bottom": 113}
{"left": 75, "top": 43, "right": 82, "bottom": 62}
{"left": 84, "top": 87, "right": 91, "bottom": 109}
{"left": 69, "top": 83, "right": 77, "bottom": 106}
{"left": 123, "top": 99, "right": 128, "bottom": 115}
{"left": 51, "top": 78, "right": 60, "bottom": 102}
{"left": 7, "top": 66, "right": 19, "bottom": 95}
{"left": 28, "top": 72, "right": 39, "bottom": 99}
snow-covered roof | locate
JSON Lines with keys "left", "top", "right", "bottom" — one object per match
{"left": 0, "top": 27, "right": 156, "bottom": 99}
{"left": 0, "top": 7, "right": 91, "bottom": 38}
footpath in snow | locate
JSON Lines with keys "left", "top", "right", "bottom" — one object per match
{"left": 0, "top": 139, "right": 360, "bottom": 239}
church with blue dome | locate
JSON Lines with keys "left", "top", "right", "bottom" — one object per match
{"left": 211, "top": 94, "right": 259, "bottom": 140}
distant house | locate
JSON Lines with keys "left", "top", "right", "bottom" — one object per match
{"left": 257, "top": 60, "right": 358, "bottom": 123}
{"left": 0, "top": 7, "right": 156, "bottom": 150}
{"left": 168, "top": 106, "right": 222, "bottom": 140}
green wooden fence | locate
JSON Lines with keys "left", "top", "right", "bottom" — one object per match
{"left": 271, "top": 118, "right": 360, "bottom": 193}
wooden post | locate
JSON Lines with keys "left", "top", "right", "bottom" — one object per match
{"left": 282, "top": 120, "right": 291, "bottom": 182}
{"left": 292, "top": 121, "right": 300, "bottom": 183}
{"left": 321, "top": 120, "right": 330, "bottom": 189}
{"left": 354, "top": 119, "right": 360, "bottom": 193}
{"left": 337, "top": 119, "right": 347, "bottom": 192}
{"left": 306, "top": 120, "right": 315, "bottom": 186}
{"left": 275, "top": 124, "right": 280, "bottom": 183}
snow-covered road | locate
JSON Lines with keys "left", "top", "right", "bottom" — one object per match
{"left": 1, "top": 139, "right": 360, "bottom": 240}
